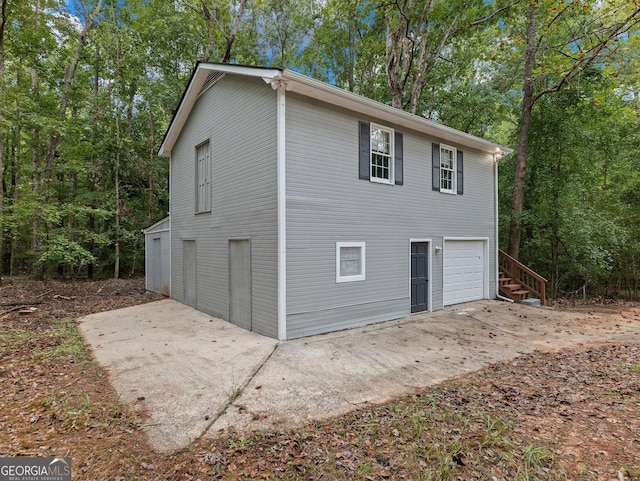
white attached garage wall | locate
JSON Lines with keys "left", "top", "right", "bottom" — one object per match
{"left": 443, "top": 238, "right": 488, "bottom": 306}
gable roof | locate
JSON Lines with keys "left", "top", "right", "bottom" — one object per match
{"left": 158, "top": 62, "right": 512, "bottom": 158}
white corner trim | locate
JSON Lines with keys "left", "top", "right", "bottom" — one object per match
{"left": 277, "top": 82, "right": 287, "bottom": 341}
{"left": 168, "top": 162, "right": 172, "bottom": 298}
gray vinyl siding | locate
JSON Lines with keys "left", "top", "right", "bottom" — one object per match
{"left": 144, "top": 217, "right": 170, "bottom": 296}
{"left": 170, "top": 75, "right": 278, "bottom": 338}
{"left": 285, "top": 93, "right": 496, "bottom": 338}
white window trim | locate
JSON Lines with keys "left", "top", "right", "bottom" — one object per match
{"left": 440, "top": 144, "right": 456, "bottom": 194}
{"left": 370, "top": 123, "right": 394, "bottom": 185}
{"left": 336, "top": 242, "right": 366, "bottom": 283}
{"left": 195, "top": 140, "right": 211, "bottom": 213}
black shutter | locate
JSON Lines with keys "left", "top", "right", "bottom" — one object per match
{"left": 432, "top": 143, "right": 440, "bottom": 191}
{"left": 456, "top": 150, "right": 464, "bottom": 195}
{"left": 394, "top": 131, "right": 403, "bottom": 185}
{"left": 358, "top": 121, "right": 370, "bottom": 180}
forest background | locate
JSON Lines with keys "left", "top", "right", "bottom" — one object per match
{"left": 0, "top": 0, "right": 638, "bottom": 299}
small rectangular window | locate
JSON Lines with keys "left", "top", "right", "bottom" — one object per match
{"left": 336, "top": 242, "right": 366, "bottom": 283}
{"left": 370, "top": 124, "right": 394, "bottom": 184}
{"left": 196, "top": 141, "right": 211, "bottom": 212}
{"left": 440, "top": 145, "right": 456, "bottom": 193}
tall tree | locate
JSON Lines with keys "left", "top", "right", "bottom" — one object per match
{"left": 382, "top": 0, "right": 517, "bottom": 114}
{"left": 301, "top": 0, "right": 384, "bottom": 94}
{"left": 256, "top": 0, "right": 315, "bottom": 67}
{"left": 0, "top": 0, "right": 7, "bottom": 279}
{"left": 507, "top": 0, "right": 640, "bottom": 260}
{"left": 43, "top": 0, "right": 103, "bottom": 192}
{"left": 182, "top": 0, "right": 257, "bottom": 63}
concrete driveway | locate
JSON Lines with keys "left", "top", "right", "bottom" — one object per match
{"left": 78, "top": 299, "right": 640, "bottom": 452}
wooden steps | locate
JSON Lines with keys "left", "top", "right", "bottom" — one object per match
{"left": 499, "top": 274, "right": 530, "bottom": 301}
{"left": 498, "top": 250, "right": 547, "bottom": 305}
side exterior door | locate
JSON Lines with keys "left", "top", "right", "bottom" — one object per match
{"left": 152, "top": 237, "right": 162, "bottom": 293}
{"left": 183, "top": 240, "right": 197, "bottom": 308}
{"left": 229, "top": 239, "right": 252, "bottom": 330}
{"left": 411, "top": 242, "right": 429, "bottom": 313}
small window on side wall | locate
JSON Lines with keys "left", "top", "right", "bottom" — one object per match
{"left": 196, "top": 140, "right": 211, "bottom": 213}
{"left": 336, "top": 242, "right": 366, "bottom": 283}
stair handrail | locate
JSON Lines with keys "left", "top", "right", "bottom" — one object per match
{"left": 499, "top": 249, "right": 548, "bottom": 305}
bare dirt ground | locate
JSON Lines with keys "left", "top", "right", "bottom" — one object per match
{"left": 1, "top": 277, "right": 639, "bottom": 480}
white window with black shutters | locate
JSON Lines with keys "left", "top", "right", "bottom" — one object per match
{"left": 336, "top": 242, "right": 365, "bottom": 283}
{"left": 432, "top": 142, "right": 464, "bottom": 195}
{"left": 440, "top": 145, "right": 456, "bottom": 193}
{"left": 370, "top": 124, "right": 393, "bottom": 183}
{"left": 196, "top": 140, "right": 211, "bottom": 213}
{"left": 359, "top": 121, "right": 403, "bottom": 185}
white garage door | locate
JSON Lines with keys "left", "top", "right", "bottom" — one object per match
{"left": 443, "top": 240, "right": 485, "bottom": 306}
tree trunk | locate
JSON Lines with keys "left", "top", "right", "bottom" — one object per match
{"left": 384, "top": 0, "right": 496, "bottom": 114}
{"left": 114, "top": 108, "right": 121, "bottom": 279}
{"left": 10, "top": 88, "right": 20, "bottom": 277}
{"left": 114, "top": 150, "right": 120, "bottom": 279}
{"left": 0, "top": 0, "right": 6, "bottom": 279}
{"left": 148, "top": 102, "right": 155, "bottom": 225}
{"left": 44, "top": 0, "right": 102, "bottom": 189}
{"left": 507, "top": 2, "right": 537, "bottom": 261}
{"left": 113, "top": 41, "right": 121, "bottom": 280}
{"left": 346, "top": 19, "right": 355, "bottom": 92}
{"left": 221, "top": 0, "right": 247, "bottom": 62}
{"left": 200, "top": 0, "right": 247, "bottom": 62}
{"left": 87, "top": 48, "right": 101, "bottom": 280}
{"left": 384, "top": 1, "right": 411, "bottom": 110}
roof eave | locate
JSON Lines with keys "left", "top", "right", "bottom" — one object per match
{"left": 281, "top": 69, "right": 512, "bottom": 155}
{"left": 158, "top": 63, "right": 283, "bottom": 157}
{"left": 158, "top": 63, "right": 512, "bottom": 157}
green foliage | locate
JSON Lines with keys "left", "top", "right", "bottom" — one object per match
{"left": 499, "top": 64, "right": 640, "bottom": 298}
{"left": 48, "top": 318, "right": 93, "bottom": 362}
{"left": 300, "top": 0, "right": 386, "bottom": 98}
{"left": 0, "top": 0, "right": 638, "bottom": 298}
{"left": 38, "top": 234, "right": 97, "bottom": 276}
{"left": 255, "top": 0, "right": 315, "bottom": 68}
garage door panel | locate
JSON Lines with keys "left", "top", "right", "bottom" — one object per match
{"left": 443, "top": 240, "right": 484, "bottom": 306}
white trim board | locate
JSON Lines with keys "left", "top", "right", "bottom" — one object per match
{"left": 276, "top": 81, "right": 287, "bottom": 341}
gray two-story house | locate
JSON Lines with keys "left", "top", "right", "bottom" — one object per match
{"left": 153, "top": 62, "right": 510, "bottom": 340}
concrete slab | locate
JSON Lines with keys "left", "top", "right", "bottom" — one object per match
{"left": 78, "top": 300, "right": 278, "bottom": 452}
{"left": 78, "top": 299, "right": 640, "bottom": 452}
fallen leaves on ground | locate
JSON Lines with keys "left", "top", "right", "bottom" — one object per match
{"left": 1, "top": 277, "right": 639, "bottom": 480}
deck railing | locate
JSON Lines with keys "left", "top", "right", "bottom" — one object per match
{"left": 499, "top": 249, "right": 548, "bottom": 305}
